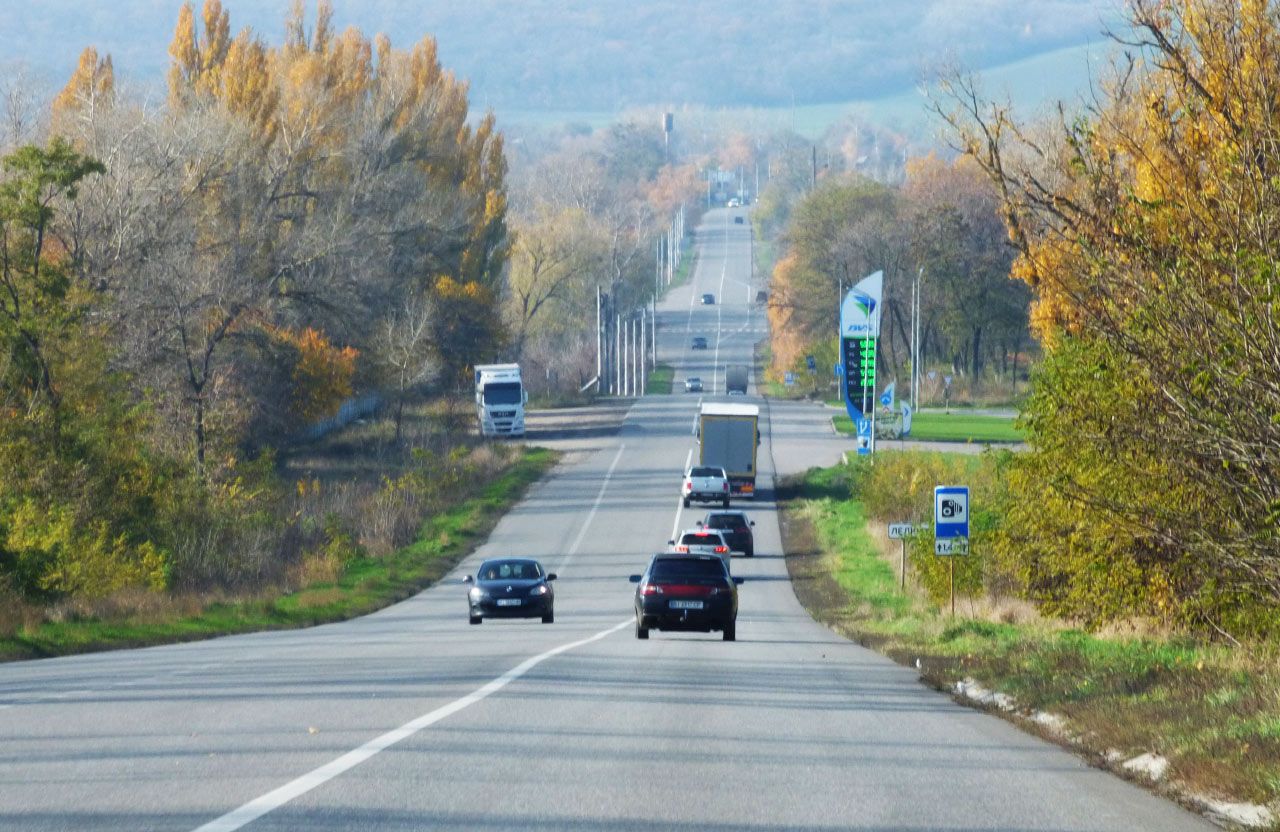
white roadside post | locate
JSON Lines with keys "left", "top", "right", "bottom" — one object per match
{"left": 888, "top": 522, "right": 917, "bottom": 590}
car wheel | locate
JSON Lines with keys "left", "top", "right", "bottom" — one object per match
{"left": 469, "top": 615, "right": 482, "bottom": 625}
{"left": 722, "top": 622, "right": 736, "bottom": 642}
{"left": 542, "top": 609, "right": 554, "bottom": 624}
{"left": 635, "top": 619, "right": 649, "bottom": 640}
{"left": 682, "top": 497, "right": 690, "bottom": 508}
{"left": 746, "top": 546, "right": 754, "bottom": 557}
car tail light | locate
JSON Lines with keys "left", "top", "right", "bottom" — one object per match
{"left": 714, "top": 546, "right": 728, "bottom": 554}
{"left": 674, "top": 545, "right": 689, "bottom": 553}
{"left": 723, "top": 483, "right": 729, "bottom": 491}
{"left": 641, "top": 584, "right": 663, "bottom": 595}
{"left": 685, "top": 482, "right": 692, "bottom": 491}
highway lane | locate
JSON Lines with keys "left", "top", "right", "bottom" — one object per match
{"left": 0, "top": 208, "right": 1214, "bottom": 831}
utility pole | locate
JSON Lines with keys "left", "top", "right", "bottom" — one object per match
{"left": 596, "top": 285, "right": 602, "bottom": 389}
{"left": 640, "top": 314, "right": 646, "bottom": 396}
{"left": 615, "top": 313, "right": 622, "bottom": 395}
{"left": 811, "top": 145, "right": 817, "bottom": 191}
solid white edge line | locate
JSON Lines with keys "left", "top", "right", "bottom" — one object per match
{"left": 556, "top": 442, "right": 626, "bottom": 574}
{"left": 191, "top": 619, "right": 631, "bottom": 832}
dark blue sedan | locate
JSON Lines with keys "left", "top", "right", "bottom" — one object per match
{"left": 464, "top": 558, "right": 556, "bottom": 625}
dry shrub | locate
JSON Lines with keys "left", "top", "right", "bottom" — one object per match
{"left": 0, "top": 583, "right": 42, "bottom": 637}
{"left": 288, "top": 552, "right": 346, "bottom": 588}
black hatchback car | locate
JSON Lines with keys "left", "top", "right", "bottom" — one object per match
{"left": 464, "top": 558, "right": 556, "bottom": 624}
{"left": 699, "top": 510, "right": 755, "bottom": 557}
{"left": 630, "top": 554, "right": 742, "bottom": 641}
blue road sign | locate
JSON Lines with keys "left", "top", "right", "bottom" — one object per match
{"left": 806, "top": 355, "right": 816, "bottom": 371}
{"left": 856, "top": 417, "right": 872, "bottom": 456}
{"left": 934, "top": 485, "right": 970, "bottom": 547}
{"left": 784, "top": 371, "right": 796, "bottom": 386}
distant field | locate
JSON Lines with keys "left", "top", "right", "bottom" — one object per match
{"left": 834, "top": 412, "right": 1024, "bottom": 443}
{"left": 502, "top": 42, "right": 1108, "bottom": 139}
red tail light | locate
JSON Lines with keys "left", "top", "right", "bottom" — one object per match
{"left": 723, "top": 483, "right": 729, "bottom": 491}
{"left": 684, "top": 482, "right": 693, "bottom": 491}
{"left": 674, "top": 545, "right": 689, "bottom": 553}
{"left": 641, "top": 584, "right": 663, "bottom": 595}
{"left": 714, "top": 546, "right": 728, "bottom": 554}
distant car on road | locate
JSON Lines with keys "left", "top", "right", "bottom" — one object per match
{"left": 669, "top": 528, "right": 732, "bottom": 572}
{"left": 684, "top": 377, "right": 704, "bottom": 393}
{"left": 701, "top": 293, "right": 716, "bottom": 305}
{"left": 463, "top": 558, "right": 556, "bottom": 625}
{"left": 699, "top": 510, "right": 755, "bottom": 557}
{"left": 727, "top": 198, "right": 740, "bottom": 208}
{"left": 734, "top": 216, "right": 744, "bottom": 224}
{"left": 631, "top": 553, "right": 742, "bottom": 641}
{"left": 691, "top": 336, "right": 708, "bottom": 350}
{"left": 755, "top": 290, "right": 768, "bottom": 303}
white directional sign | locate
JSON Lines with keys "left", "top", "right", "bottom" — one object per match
{"left": 887, "top": 523, "right": 917, "bottom": 540}
{"left": 935, "top": 537, "right": 969, "bottom": 556}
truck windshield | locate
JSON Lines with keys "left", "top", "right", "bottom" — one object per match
{"left": 482, "top": 382, "right": 522, "bottom": 405}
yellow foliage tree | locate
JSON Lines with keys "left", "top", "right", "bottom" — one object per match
{"left": 271, "top": 326, "right": 358, "bottom": 421}
{"left": 52, "top": 47, "right": 114, "bottom": 121}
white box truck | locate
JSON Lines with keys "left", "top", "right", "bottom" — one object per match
{"left": 474, "top": 363, "right": 526, "bottom": 437}
{"left": 697, "top": 402, "right": 759, "bottom": 498}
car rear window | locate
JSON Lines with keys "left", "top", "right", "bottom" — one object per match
{"left": 705, "top": 515, "right": 745, "bottom": 529}
{"left": 689, "top": 466, "right": 723, "bottom": 478}
{"left": 680, "top": 533, "right": 723, "bottom": 545}
{"left": 650, "top": 558, "right": 725, "bottom": 579}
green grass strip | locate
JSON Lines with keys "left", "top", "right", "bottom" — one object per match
{"left": 646, "top": 363, "right": 674, "bottom": 395}
{"left": 833, "top": 411, "right": 1024, "bottom": 443}
{"left": 0, "top": 447, "right": 559, "bottom": 662}
{"left": 784, "top": 463, "right": 1280, "bottom": 805}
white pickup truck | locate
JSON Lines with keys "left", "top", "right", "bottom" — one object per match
{"left": 682, "top": 465, "right": 730, "bottom": 508}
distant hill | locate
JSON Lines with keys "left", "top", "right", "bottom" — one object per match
{"left": 1, "top": 0, "right": 1119, "bottom": 112}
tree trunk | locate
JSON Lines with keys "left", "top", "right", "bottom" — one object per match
{"left": 971, "top": 326, "right": 983, "bottom": 378}
{"left": 194, "top": 396, "right": 206, "bottom": 473}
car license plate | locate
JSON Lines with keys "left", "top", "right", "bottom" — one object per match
{"left": 496, "top": 598, "right": 521, "bottom": 607}
{"left": 669, "top": 600, "right": 704, "bottom": 610}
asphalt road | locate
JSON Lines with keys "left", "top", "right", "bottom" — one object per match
{"left": 0, "top": 208, "right": 1213, "bottom": 831}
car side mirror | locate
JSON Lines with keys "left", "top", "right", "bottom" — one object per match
{"left": 628, "top": 574, "right": 642, "bottom": 583}
{"left": 463, "top": 575, "right": 474, "bottom": 584}
{"left": 750, "top": 521, "right": 755, "bottom": 526}
{"left": 546, "top": 573, "right": 557, "bottom": 581}
{"left": 695, "top": 521, "right": 704, "bottom": 527}
{"left": 733, "top": 577, "right": 745, "bottom": 585}
{"left": 667, "top": 539, "right": 675, "bottom": 545}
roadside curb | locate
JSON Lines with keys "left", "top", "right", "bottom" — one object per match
{"left": 951, "top": 677, "right": 1277, "bottom": 831}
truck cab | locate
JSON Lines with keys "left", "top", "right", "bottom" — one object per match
{"left": 474, "top": 363, "right": 526, "bottom": 438}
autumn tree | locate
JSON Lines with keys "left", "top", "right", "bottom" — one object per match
{"left": 941, "top": 0, "right": 1280, "bottom": 636}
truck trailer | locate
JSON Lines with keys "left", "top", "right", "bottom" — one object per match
{"left": 474, "top": 363, "right": 526, "bottom": 437}
{"left": 697, "top": 402, "right": 760, "bottom": 497}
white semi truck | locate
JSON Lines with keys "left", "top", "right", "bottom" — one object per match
{"left": 474, "top": 363, "right": 526, "bottom": 438}
{"left": 697, "top": 402, "right": 760, "bottom": 498}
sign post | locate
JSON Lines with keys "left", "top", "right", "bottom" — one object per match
{"left": 934, "top": 486, "right": 970, "bottom": 616}
{"left": 888, "top": 522, "right": 917, "bottom": 590}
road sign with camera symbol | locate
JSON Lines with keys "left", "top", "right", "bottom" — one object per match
{"left": 933, "top": 486, "right": 969, "bottom": 555}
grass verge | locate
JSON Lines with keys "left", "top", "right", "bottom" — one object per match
{"left": 666, "top": 241, "right": 697, "bottom": 291}
{"left": 833, "top": 411, "right": 1024, "bottom": 443}
{"left": 647, "top": 363, "right": 674, "bottom": 395}
{"left": 0, "top": 447, "right": 559, "bottom": 662}
{"left": 779, "top": 463, "right": 1280, "bottom": 809}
